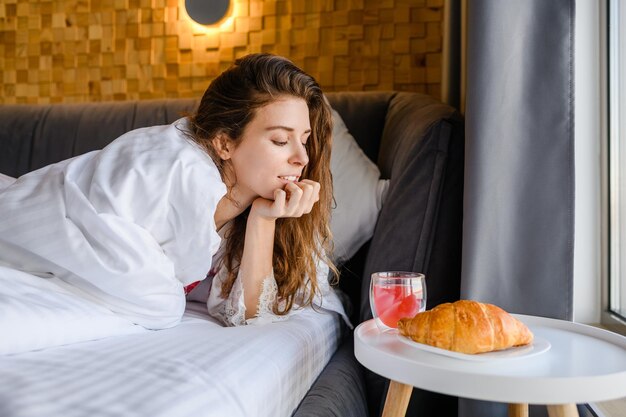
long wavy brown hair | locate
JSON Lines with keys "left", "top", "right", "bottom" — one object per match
{"left": 187, "top": 53, "right": 336, "bottom": 315}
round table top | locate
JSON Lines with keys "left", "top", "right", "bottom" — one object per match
{"left": 354, "top": 314, "right": 626, "bottom": 404}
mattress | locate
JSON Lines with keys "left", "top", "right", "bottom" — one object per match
{"left": 0, "top": 300, "right": 344, "bottom": 417}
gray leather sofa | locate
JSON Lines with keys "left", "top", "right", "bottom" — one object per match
{"left": 0, "top": 91, "right": 464, "bottom": 417}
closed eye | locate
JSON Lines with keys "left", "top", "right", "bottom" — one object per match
{"left": 272, "top": 140, "right": 288, "bottom": 146}
{"left": 301, "top": 133, "right": 310, "bottom": 148}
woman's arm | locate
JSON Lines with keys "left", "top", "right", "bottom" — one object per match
{"left": 240, "top": 180, "right": 319, "bottom": 318}
{"left": 240, "top": 213, "right": 275, "bottom": 319}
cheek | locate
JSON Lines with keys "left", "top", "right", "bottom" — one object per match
{"left": 233, "top": 150, "right": 273, "bottom": 185}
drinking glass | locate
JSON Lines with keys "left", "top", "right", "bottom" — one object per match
{"left": 369, "top": 271, "right": 427, "bottom": 332}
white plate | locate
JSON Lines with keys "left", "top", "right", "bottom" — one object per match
{"left": 396, "top": 334, "right": 551, "bottom": 362}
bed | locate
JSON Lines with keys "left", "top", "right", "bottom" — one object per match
{"left": 0, "top": 91, "right": 464, "bottom": 417}
{"left": 0, "top": 298, "right": 343, "bottom": 417}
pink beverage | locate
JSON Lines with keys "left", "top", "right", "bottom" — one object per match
{"left": 370, "top": 272, "right": 427, "bottom": 330}
{"left": 372, "top": 284, "right": 424, "bottom": 328}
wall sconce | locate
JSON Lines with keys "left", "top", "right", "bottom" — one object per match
{"left": 185, "top": 0, "right": 232, "bottom": 26}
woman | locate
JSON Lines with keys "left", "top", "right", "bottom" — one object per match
{"left": 0, "top": 54, "right": 347, "bottom": 339}
{"left": 187, "top": 53, "right": 344, "bottom": 326}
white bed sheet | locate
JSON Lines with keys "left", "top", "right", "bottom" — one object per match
{"left": 0, "top": 301, "right": 344, "bottom": 417}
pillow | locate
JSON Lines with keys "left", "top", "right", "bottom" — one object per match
{"left": 329, "top": 107, "right": 389, "bottom": 264}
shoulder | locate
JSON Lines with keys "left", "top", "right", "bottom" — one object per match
{"left": 86, "top": 118, "right": 226, "bottom": 205}
{"left": 102, "top": 118, "right": 212, "bottom": 165}
{"left": 95, "top": 118, "right": 220, "bottom": 181}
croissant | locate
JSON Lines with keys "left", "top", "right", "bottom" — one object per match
{"left": 397, "top": 300, "right": 533, "bottom": 354}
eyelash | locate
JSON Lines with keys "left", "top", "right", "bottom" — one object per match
{"left": 272, "top": 140, "right": 308, "bottom": 148}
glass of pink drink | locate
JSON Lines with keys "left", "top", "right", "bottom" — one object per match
{"left": 369, "top": 271, "right": 427, "bottom": 332}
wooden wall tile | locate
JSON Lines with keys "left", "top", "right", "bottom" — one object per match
{"left": 0, "top": 0, "right": 443, "bottom": 103}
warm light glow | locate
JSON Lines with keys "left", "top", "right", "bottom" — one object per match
{"left": 181, "top": 0, "right": 236, "bottom": 35}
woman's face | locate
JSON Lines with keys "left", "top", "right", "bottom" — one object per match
{"left": 225, "top": 96, "right": 311, "bottom": 206}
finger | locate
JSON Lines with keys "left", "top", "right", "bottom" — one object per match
{"left": 297, "top": 180, "right": 314, "bottom": 200}
{"left": 298, "top": 180, "right": 320, "bottom": 213}
{"left": 293, "top": 182, "right": 314, "bottom": 216}
{"left": 299, "top": 180, "right": 321, "bottom": 202}
{"left": 273, "top": 188, "right": 287, "bottom": 215}
{"left": 284, "top": 182, "right": 303, "bottom": 215}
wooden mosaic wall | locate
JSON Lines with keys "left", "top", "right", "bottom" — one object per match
{"left": 0, "top": 0, "right": 443, "bottom": 104}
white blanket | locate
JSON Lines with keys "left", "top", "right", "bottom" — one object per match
{"left": 0, "top": 301, "right": 343, "bottom": 417}
{"left": 0, "top": 265, "right": 146, "bottom": 355}
{"left": 0, "top": 119, "right": 226, "bottom": 332}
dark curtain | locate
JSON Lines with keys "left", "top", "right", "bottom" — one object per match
{"left": 459, "top": 0, "right": 576, "bottom": 416}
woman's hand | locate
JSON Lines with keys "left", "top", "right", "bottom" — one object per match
{"left": 250, "top": 180, "right": 321, "bottom": 221}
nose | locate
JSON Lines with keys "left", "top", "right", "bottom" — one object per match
{"left": 289, "top": 142, "right": 309, "bottom": 166}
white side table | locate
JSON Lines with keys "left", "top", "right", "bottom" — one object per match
{"left": 354, "top": 315, "right": 626, "bottom": 417}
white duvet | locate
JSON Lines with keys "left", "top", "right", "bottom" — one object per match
{"left": 0, "top": 265, "right": 148, "bottom": 355}
{"left": 0, "top": 119, "right": 226, "bottom": 354}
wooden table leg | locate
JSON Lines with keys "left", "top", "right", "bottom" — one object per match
{"left": 547, "top": 404, "right": 579, "bottom": 417}
{"left": 381, "top": 380, "right": 414, "bottom": 417}
{"left": 508, "top": 403, "right": 529, "bottom": 417}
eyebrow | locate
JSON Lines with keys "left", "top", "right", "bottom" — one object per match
{"left": 265, "top": 126, "right": 311, "bottom": 134}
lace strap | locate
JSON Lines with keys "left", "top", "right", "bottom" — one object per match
{"left": 208, "top": 267, "right": 285, "bottom": 326}
{"left": 246, "top": 275, "right": 289, "bottom": 325}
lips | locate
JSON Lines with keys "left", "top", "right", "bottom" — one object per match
{"left": 279, "top": 175, "right": 299, "bottom": 182}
